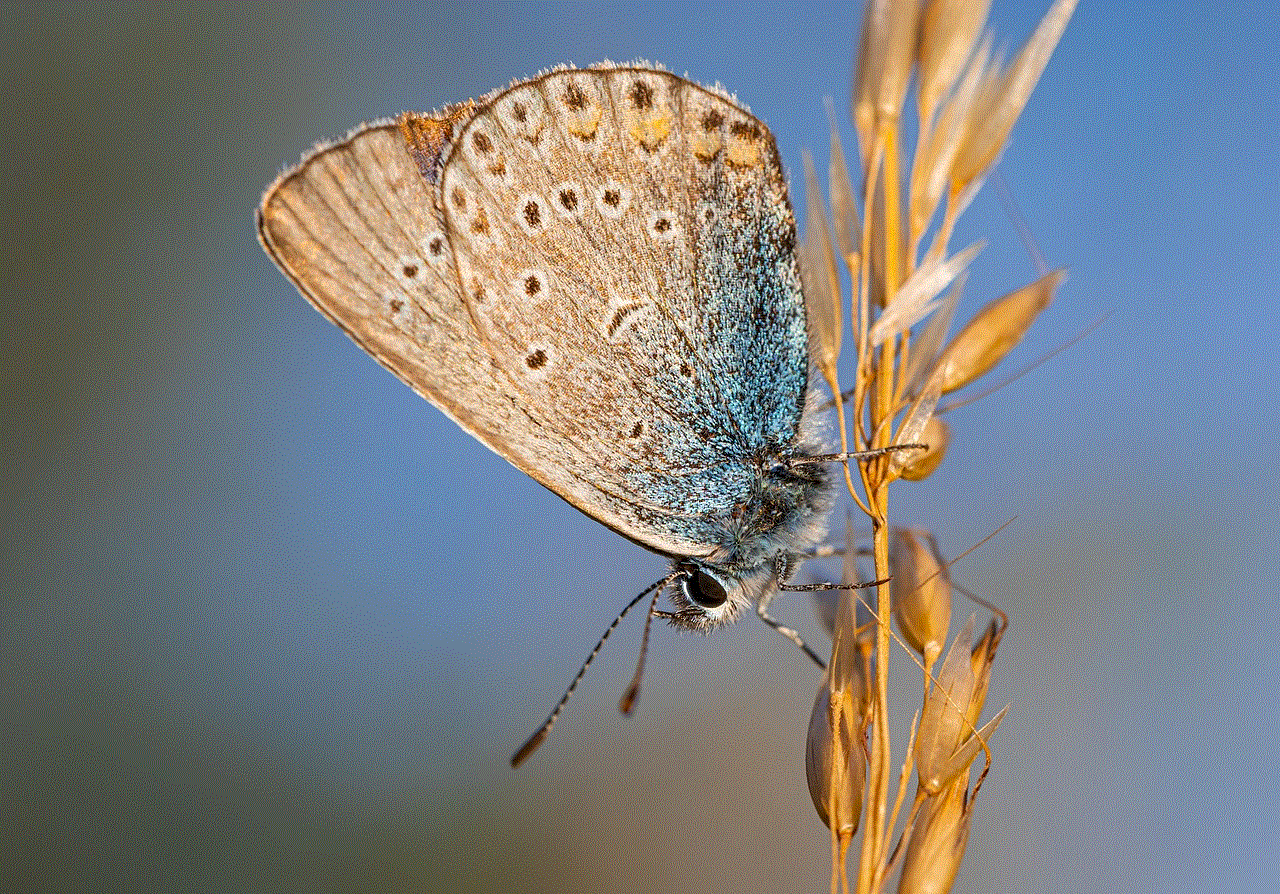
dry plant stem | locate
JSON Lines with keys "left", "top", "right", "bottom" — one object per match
{"left": 858, "top": 494, "right": 890, "bottom": 894}
{"left": 886, "top": 790, "right": 929, "bottom": 878}
{"left": 833, "top": 375, "right": 869, "bottom": 519}
{"left": 868, "top": 117, "right": 908, "bottom": 894}
{"left": 883, "top": 702, "right": 923, "bottom": 879}
{"left": 881, "top": 127, "right": 904, "bottom": 308}
{"left": 854, "top": 141, "right": 883, "bottom": 448}
{"left": 851, "top": 135, "right": 880, "bottom": 894}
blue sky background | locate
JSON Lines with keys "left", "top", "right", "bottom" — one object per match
{"left": 4, "top": 2, "right": 1278, "bottom": 891}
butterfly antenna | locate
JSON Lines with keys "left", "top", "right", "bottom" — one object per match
{"left": 618, "top": 583, "right": 666, "bottom": 715}
{"left": 511, "top": 572, "right": 677, "bottom": 768}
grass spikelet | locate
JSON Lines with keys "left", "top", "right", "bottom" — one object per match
{"left": 889, "top": 529, "right": 952, "bottom": 671}
{"left": 936, "top": 268, "right": 1065, "bottom": 393}
{"left": 799, "top": 1, "right": 1074, "bottom": 890}
{"left": 916, "top": 0, "right": 992, "bottom": 125}
{"left": 952, "top": 0, "right": 1079, "bottom": 192}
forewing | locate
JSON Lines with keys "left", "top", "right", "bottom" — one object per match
{"left": 259, "top": 67, "right": 811, "bottom": 560}
{"left": 437, "top": 66, "right": 811, "bottom": 555}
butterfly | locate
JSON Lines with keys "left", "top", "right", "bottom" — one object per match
{"left": 258, "top": 65, "right": 861, "bottom": 758}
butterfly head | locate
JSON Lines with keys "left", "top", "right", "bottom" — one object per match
{"left": 664, "top": 559, "right": 774, "bottom": 632}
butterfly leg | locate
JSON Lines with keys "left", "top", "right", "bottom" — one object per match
{"left": 754, "top": 588, "right": 826, "bottom": 669}
{"left": 804, "top": 542, "right": 874, "bottom": 559}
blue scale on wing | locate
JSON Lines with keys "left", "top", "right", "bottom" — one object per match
{"left": 690, "top": 181, "right": 808, "bottom": 456}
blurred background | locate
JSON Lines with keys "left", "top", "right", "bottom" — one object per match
{"left": 3, "top": 2, "right": 1277, "bottom": 891}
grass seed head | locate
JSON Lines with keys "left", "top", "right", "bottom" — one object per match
{"left": 890, "top": 528, "right": 953, "bottom": 662}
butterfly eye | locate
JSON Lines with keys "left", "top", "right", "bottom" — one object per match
{"left": 682, "top": 566, "right": 728, "bottom": 609}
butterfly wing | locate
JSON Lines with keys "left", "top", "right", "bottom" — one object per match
{"left": 259, "top": 66, "right": 811, "bottom": 561}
